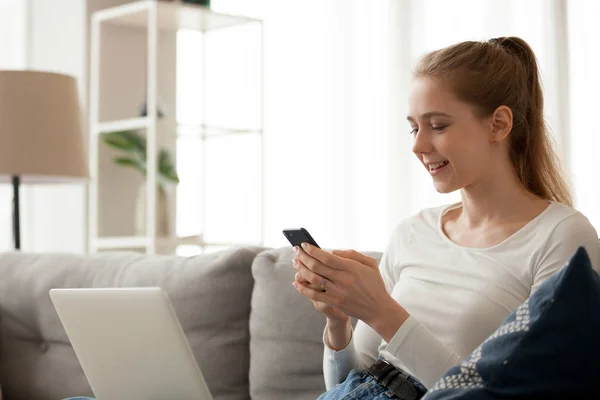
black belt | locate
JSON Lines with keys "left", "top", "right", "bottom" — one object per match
{"left": 365, "top": 359, "right": 426, "bottom": 400}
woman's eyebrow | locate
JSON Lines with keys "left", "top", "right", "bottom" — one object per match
{"left": 407, "top": 111, "right": 453, "bottom": 122}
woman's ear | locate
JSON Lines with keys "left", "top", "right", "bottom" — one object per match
{"left": 490, "top": 105, "right": 513, "bottom": 143}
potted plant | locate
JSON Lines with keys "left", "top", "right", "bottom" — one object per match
{"left": 101, "top": 130, "right": 179, "bottom": 236}
{"left": 181, "top": 0, "right": 211, "bottom": 6}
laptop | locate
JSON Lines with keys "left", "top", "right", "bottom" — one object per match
{"left": 49, "top": 287, "right": 213, "bottom": 400}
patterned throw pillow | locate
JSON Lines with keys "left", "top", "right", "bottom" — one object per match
{"left": 424, "top": 246, "right": 600, "bottom": 399}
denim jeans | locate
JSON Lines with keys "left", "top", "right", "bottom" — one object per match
{"left": 317, "top": 369, "right": 401, "bottom": 400}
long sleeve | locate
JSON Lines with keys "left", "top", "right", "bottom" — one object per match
{"left": 322, "top": 327, "right": 359, "bottom": 390}
{"left": 322, "top": 222, "right": 408, "bottom": 389}
{"left": 375, "top": 219, "right": 465, "bottom": 388}
{"left": 322, "top": 309, "right": 464, "bottom": 390}
{"left": 380, "top": 316, "right": 462, "bottom": 388}
{"left": 322, "top": 319, "right": 393, "bottom": 389}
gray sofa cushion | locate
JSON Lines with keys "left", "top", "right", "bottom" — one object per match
{"left": 249, "top": 247, "right": 382, "bottom": 400}
{"left": 0, "top": 246, "right": 263, "bottom": 400}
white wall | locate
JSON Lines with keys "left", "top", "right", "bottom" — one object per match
{"left": 22, "top": 0, "right": 87, "bottom": 252}
{"left": 23, "top": 0, "right": 131, "bottom": 252}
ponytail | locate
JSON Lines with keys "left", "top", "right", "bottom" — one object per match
{"left": 494, "top": 37, "right": 573, "bottom": 207}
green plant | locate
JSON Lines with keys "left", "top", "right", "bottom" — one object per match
{"left": 101, "top": 130, "right": 179, "bottom": 191}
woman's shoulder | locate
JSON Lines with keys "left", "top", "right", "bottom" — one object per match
{"left": 540, "top": 201, "right": 596, "bottom": 234}
{"left": 510, "top": 201, "right": 597, "bottom": 252}
{"left": 533, "top": 202, "right": 600, "bottom": 274}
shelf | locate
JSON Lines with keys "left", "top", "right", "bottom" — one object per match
{"left": 93, "top": 234, "right": 237, "bottom": 250}
{"left": 94, "top": 118, "right": 262, "bottom": 137}
{"left": 89, "top": 0, "right": 264, "bottom": 255}
{"left": 95, "top": 117, "right": 149, "bottom": 134}
{"left": 177, "top": 123, "right": 262, "bottom": 139}
{"left": 93, "top": 0, "right": 261, "bottom": 33}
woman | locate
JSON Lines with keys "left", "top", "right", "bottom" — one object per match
{"left": 63, "top": 36, "right": 598, "bottom": 400}
{"left": 292, "top": 36, "right": 600, "bottom": 399}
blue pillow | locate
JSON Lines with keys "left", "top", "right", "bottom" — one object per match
{"left": 424, "top": 246, "right": 600, "bottom": 399}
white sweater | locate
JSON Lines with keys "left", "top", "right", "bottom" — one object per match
{"left": 323, "top": 202, "right": 600, "bottom": 390}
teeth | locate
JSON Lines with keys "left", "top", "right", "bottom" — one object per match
{"left": 429, "top": 161, "right": 448, "bottom": 171}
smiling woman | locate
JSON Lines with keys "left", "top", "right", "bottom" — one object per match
{"left": 292, "top": 36, "right": 600, "bottom": 400}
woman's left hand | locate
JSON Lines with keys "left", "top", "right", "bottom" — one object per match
{"left": 292, "top": 243, "right": 409, "bottom": 339}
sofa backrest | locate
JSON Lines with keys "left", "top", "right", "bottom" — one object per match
{"left": 0, "top": 246, "right": 263, "bottom": 400}
{"left": 249, "top": 247, "right": 383, "bottom": 400}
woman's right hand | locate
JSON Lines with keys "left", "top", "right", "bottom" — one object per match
{"left": 293, "top": 248, "right": 382, "bottom": 350}
{"left": 294, "top": 272, "right": 350, "bottom": 323}
{"left": 295, "top": 271, "right": 353, "bottom": 351}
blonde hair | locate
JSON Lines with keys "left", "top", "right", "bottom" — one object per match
{"left": 414, "top": 37, "right": 573, "bottom": 207}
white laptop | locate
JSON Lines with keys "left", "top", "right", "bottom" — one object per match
{"left": 49, "top": 287, "right": 213, "bottom": 400}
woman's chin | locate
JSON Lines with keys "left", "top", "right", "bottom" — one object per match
{"left": 433, "top": 181, "right": 459, "bottom": 194}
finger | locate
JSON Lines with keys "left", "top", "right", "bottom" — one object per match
{"left": 293, "top": 256, "right": 319, "bottom": 287}
{"left": 293, "top": 281, "right": 332, "bottom": 303}
{"left": 298, "top": 243, "right": 346, "bottom": 270}
{"left": 296, "top": 251, "right": 337, "bottom": 281}
{"left": 294, "top": 271, "right": 308, "bottom": 284}
{"left": 332, "top": 249, "right": 378, "bottom": 269}
{"left": 295, "top": 259, "right": 326, "bottom": 287}
{"left": 295, "top": 272, "right": 321, "bottom": 291}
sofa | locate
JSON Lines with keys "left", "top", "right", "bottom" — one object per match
{"left": 0, "top": 246, "right": 383, "bottom": 400}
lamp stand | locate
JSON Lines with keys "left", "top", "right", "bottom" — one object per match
{"left": 12, "top": 175, "right": 20, "bottom": 250}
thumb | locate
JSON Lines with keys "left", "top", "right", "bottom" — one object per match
{"left": 332, "top": 249, "right": 378, "bottom": 269}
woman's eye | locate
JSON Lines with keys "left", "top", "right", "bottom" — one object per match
{"left": 409, "top": 128, "right": 418, "bottom": 135}
{"left": 432, "top": 125, "right": 447, "bottom": 131}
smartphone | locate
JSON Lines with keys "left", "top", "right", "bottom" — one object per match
{"left": 282, "top": 227, "right": 321, "bottom": 249}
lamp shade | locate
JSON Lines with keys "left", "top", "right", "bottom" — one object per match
{"left": 0, "top": 70, "right": 88, "bottom": 183}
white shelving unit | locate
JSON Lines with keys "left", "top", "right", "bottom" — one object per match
{"left": 88, "top": 0, "right": 264, "bottom": 254}
{"left": 95, "top": 117, "right": 150, "bottom": 133}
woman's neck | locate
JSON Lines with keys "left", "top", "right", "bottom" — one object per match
{"left": 458, "top": 169, "right": 547, "bottom": 228}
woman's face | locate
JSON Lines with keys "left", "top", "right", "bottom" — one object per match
{"left": 407, "top": 77, "right": 496, "bottom": 194}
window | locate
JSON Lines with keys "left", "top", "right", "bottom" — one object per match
{"left": 175, "top": 0, "right": 593, "bottom": 252}
{"left": 177, "top": 1, "right": 391, "bottom": 251}
{"left": 568, "top": 0, "right": 600, "bottom": 229}
{"left": 175, "top": 24, "right": 262, "bottom": 255}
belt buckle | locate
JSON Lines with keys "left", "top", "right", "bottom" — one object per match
{"left": 366, "top": 359, "right": 423, "bottom": 400}
{"left": 366, "top": 359, "right": 393, "bottom": 381}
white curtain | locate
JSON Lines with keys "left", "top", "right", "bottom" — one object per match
{"left": 177, "top": 1, "right": 391, "bottom": 251}
{"left": 567, "top": 0, "right": 600, "bottom": 230}
{"left": 175, "top": 0, "right": 596, "bottom": 252}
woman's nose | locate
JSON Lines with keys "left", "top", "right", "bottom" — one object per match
{"left": 412, "top": 131, "right": 433, "bottom": 154}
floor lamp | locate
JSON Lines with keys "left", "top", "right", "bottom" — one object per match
{"left": 0, "top": 71, "right": 88, "bottom": 250}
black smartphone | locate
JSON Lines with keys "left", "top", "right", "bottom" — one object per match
{"left": 282, "top": 228, "right": 321, "bottom": 249}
